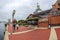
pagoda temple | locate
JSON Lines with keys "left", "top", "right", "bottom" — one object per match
{"left": 26, "top": 0, "right": 60, "bottom": 28}
{"left": 26, "top": 3, "right": 51, "bottom": 25}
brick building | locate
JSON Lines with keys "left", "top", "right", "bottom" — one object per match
{"left": 26, "top": 3, "right": 51, "bottom": 25}
{"left": 38, "top": 0, "right": 60, "bottom": 28}
{"left": 26, "top": 0, "right": 60, "bottom": 28}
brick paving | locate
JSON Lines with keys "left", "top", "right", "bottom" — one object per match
{"left": 5, "top": 24, "right": 60, "bottom": 40}
{"left": 49, "top": 28, "right": 57, "bottom": 40}
{"left": 15, "top": 26, "right": 31, "bottom": 32}
{"left": 55, "top": 28, "right": 60, "bottom": 40}
{"left": 8, "top": 24, "right": 31, "bottom": 33}
{"left": 8, "top": 24, "right": 12, "bottom": 33}
{"left": 9, "top": 29, "right": 51, "bottom": 40}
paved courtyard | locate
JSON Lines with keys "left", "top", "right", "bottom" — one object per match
{"left": 4, "top": 24, "right": 60, "bottom": 40}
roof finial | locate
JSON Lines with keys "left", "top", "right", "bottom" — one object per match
{"left": 37, "top": 2, "right": 40, "bottom": 9}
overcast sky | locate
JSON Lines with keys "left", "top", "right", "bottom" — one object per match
{"left": 0, "top": 0, "right": 56, "bottom": 21}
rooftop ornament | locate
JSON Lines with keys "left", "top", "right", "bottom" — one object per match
{"left": 34, "top": 2, "right": 41, "bottom": 14}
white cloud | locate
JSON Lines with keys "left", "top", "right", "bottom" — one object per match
{"left": 0, "top": 0, "right": 56, "bottom": 21}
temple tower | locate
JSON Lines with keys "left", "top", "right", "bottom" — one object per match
{"left": 34, "top": 3, "right": 41, "bottom": 14}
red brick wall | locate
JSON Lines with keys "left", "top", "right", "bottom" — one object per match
{"left": 38, "top": 15, "right": 60, "bottom": 27}
{"left": 38, "top": 21, "right": 48, "bottom": 27}
{"left": 49, "top": 15, "right": 60, "bottom": 25}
